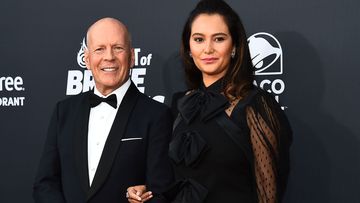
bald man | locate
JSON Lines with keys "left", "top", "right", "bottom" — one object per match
{"left": 33, "top": 17, "right": 173, "bottom": 203}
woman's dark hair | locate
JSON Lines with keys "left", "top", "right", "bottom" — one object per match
{"left": 181, "top": 0, "right": 254, "bottom": 99}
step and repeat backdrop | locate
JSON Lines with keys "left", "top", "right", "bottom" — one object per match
{"left": 1, "top": 0, "right": 359, "bottom": 202}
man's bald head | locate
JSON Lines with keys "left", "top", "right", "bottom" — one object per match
{"left": 86, "top": 17, "right": 132, "bottom": 50}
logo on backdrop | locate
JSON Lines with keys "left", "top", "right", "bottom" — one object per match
{"left": 66, "top": 38, "right": 165, "bottom": 103}
{"left": 77, "top": 38, "right": 87, "bottom": 69}
{"left": 0, "top": 76, "right": 25, "bottom": 107}
{"left": 248, "top": 32, "right": 287, "bottom": 109}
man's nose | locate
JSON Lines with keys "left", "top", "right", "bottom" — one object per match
{"left": 104, "top": 49, "right": 115, "bottom": 60}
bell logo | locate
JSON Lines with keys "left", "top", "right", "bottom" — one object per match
{"left": 248, "top": 32, "right": 283, "bottom": 75}
{"left": 248, "top": 32, "right": 287, "bottom": 109}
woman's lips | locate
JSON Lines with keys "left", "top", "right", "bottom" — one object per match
{"left": 201, "top": 57, "right": 218, "bottom": 64}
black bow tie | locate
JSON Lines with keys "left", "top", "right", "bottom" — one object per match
{"left": 89, "top": 93, "right": 117, "bottom": 109}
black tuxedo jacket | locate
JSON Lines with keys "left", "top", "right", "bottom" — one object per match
{"left": 33, "top": 83, "right": 174, "bottom": 203}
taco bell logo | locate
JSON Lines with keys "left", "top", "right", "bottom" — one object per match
{"left": 248, "top": 32, "right": 283, "bottom": 75}
{"left": 248, "top": 32, "right": 287, "bottom": 109}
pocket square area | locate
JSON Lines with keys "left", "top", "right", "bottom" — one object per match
{"left": 121, "top": 137, "right": 143, "bottom": 141}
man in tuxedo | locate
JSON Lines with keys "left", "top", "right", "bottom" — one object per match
{"left": 33, "top": 17, "right": 173, "bottom": 203}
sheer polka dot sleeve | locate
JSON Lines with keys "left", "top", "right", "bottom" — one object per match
{"left": 246, "top": 93, "right": 292, "bottom": 202}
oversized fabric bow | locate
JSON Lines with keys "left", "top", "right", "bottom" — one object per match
{"left": 169, "top": 131, "right": 208, "bottom": 167}
{"left": 177, "top": 90, "right": 228, "bottom": 124}
{"left": 163, "top": 178, "right": 208, "bottom": 203}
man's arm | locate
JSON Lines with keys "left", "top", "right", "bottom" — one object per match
{"left": 33, "top": 104, "right": 66, "bottom": 203}
{"left": 145, "top": 107, "right": 174, "bottom": 203}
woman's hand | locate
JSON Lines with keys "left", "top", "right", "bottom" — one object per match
{"left": 126, "top": 185, "right": 153, "bottom": 203}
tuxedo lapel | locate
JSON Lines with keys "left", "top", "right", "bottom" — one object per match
{"left": 74, "top": 92, "right": 92, "bottom": 194}
{"left": 86, "top": 83, "right": 140, "bottom": 201}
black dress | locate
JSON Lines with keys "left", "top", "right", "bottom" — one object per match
{"left": 166, "top": 79, "right": 292, "bottom": 203}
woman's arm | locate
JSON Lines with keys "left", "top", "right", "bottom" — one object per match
{"left": 246, "top": 92, "right": 292, "bottom": 202}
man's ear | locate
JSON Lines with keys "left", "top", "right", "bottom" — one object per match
{"left": 84, "top": 49, "right": 91, "bottom": 70}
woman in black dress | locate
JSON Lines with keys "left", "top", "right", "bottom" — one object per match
{"left": 127, "top": 0, "right": 292, "bottom": 202}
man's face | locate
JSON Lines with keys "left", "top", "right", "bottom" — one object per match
{"left": 85, "top": 19, "right": 134, "bottom": 95}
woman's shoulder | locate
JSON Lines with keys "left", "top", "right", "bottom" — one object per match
{"left": 231, "top": 86, "right": 279, "bottom": 115}
{"left": 253, "top": 86, "right": 276, "bottom": 98}
{"left": 241, "top": 86, "right": 278, "bottom": 106}
{"left": 251, "top": 86, "right": 283, "bottom": 110}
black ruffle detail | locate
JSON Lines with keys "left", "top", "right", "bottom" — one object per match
{"left": 177, "top": 89, "right": 228, "bottom": 124}
{"left": 163, "top": 179, "right": 208, "bottom": 203}
{"left": 169, "top": 131, "right": 208, "bottom": 167}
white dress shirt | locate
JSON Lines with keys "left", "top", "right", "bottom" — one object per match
{"left": 87, "top": 79, "right": 131, "bottom": 186}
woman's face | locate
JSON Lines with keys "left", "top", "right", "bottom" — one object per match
{"left": 189, "top": 13, "right": 234, "bottom": 86}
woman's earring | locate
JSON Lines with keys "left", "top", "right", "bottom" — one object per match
{"left": 189, "top": 52, "right": 192, "bottom": 58}
{"left": 231, "top": 49, "right": 236, "bottom": 58}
